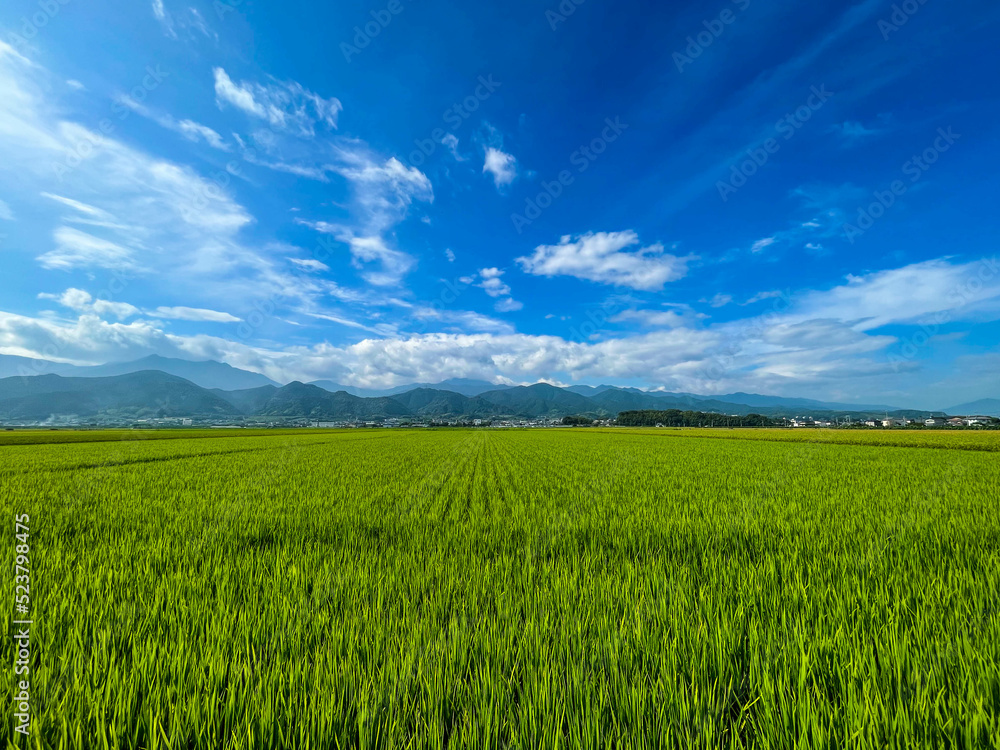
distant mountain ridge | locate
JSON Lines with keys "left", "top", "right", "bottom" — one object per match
{"left": 0, "top": 371, "right": 239, "bottom": 420}
{"left": 0, "top": 369, "right": 951, "bottom": 423}
{"left": 0, "top": 354, "right": 936, "bottom": 414}
{"left": 308, "top": 378, "right": 512, "bottom": 398}
{"left": 0, "top": 354, "right": 279, "bottom": 391}
{"left": 943, "top": 399, "right": 1000, "bottom": 417}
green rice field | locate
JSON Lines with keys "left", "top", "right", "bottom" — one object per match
{"left": 2, "top": 428, "right": 998, "bottom": 748}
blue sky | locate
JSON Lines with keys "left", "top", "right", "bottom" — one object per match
{"left": 1, "top": 0, "right": 998, "bottom": 408}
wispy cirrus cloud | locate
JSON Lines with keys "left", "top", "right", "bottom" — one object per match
{"left": 38, "top": 227, "right": 138, "bottom": 271}
{"left": 118, "top": 96, "right": 229, "bottom": 150}
{"left": 828, "top": 116, "right": 892, "bottom": 146}
{"left": 213, "top": 67, "right": 342, "bottom": 136}
{"left": 149, "top": 306, "right": 241, "bottom": 323}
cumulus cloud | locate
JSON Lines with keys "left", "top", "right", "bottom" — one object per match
{"left": 38, "top": 288, "right": 139, "bottom": 320}
{"left": 518, "top": 231, "right": 692, "bottom": 291}
{"left": 478, "top": 267, "right": 510, "bottom": 298}
{"left": 483, "top": 147, "right": 518, "bottom": 189}
{"left": 213, "top": 67, "right": 342, "bottom": 136}
{"left": 472, "top": 267, "right": 523, "bottom": 312}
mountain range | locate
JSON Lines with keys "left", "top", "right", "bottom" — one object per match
{"left": 0, "top": 354, "right": 985, "bottom": 422}
{"left": 0, "top": 356, "right": 968, "bottom": 422}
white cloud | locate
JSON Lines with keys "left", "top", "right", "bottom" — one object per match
{"left": 0, "top": 41, "right": 35, "bottom": 68}
{"left": 750, "top": 237, "right": 776, "bottom": 253}
{"left": 3, "top": 254, "right": 998, "bottom": 401}
{"left": 151, "top": 0, "right": 176, "bottom": 38}
{"left": 444, "top": 248, "right": 455, "bottom": 262}
{"left": 829, "top": 119, "right": 889, "bottom": 145}
{"left": 294, "top": 154, "right": 432, "bottom": 287}
{"left": 38, "top": 288, "right": 139, "bottom": 320}
{"left": 0, "top": 199, "right": 13, "bottom": 220}
{"left": 152, "top": 2, "right": 215, "bottom": 41}
{"left": 742, "top": 290, "right": 785, "bottom": 305}
{"left": 40, "top": 192, "right": 111, "bottom": 218}
{"left": 296, "top": 222, "right": 415, "bottom": 287}
{"left": 518, "top": 231, "right": 692, "bottom": 291}
{"left": 708, "top": 293, "right": 732, "bottom": 308}
{"left": 213, "top": 68, "right": 342, "bottom": 136}
{"left": 176, "top": 119, "right": 228, "bottom": 149}
{"left": 330, "top": 153, "right": 433, "bottom": 227}
{"left": 66, "top": 79, "right": 85, "bottom": 91}
{"left": 442, "top": 133, "right": 465, "bottom": 161}
{"left": 786, "top": 258, "right": 1000, "bottom": 332}
{"left": 117, "top": 96, "right": 229, "bottom": 151}
{"left": 494, "top": 297, "right": 524, "bottom": 313}
{"left": 483, "top": 147, "right": 518, "bottom": 189}
{"left": 289, "top": 257, "right": 330, "bottom": 272}
{"left": 38, "top": 227, "right": 137, "bottom": 271}
{"left": 611, "top": 304, "right": 705, "bottom": 329}
{"left": 0, "top": 51, "right": 333, "bottom": 330}
{"left": 409, "top": 308, "right": 514, "bottom": 335}
{"left": 478, "top": 267, "right": 510, "bottom": 298}
{"left": 149, "top": 306, "right": 240, "bottom": 323}
{"left": 471, "top": 267, "right": 522, "bottom": 312}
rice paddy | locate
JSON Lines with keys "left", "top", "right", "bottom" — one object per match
{"left": 1, "top": 428, "right": 998, "bottom": 748}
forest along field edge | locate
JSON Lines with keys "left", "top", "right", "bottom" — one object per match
{"left": 1, "top": 428, "right": 998, "bottom": 748}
